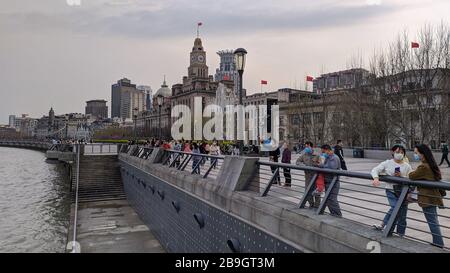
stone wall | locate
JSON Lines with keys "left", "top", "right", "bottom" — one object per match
{"left": 119, "top": 150, "right": 445, "bottom": 253}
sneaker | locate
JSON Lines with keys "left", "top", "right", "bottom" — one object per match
{"left": 372, "top": 224, "right": 384, "bottom": 231}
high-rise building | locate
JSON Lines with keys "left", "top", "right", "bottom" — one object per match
{"left": 215, "top": 50, "right": 239, "bottom": 96}
{"left": 8, "top": 115, "right": 15, "bottom": 128}
{"left": 85, "top": 99, "right": 108, "bottom": 120}
{"left": 137, "top": 85, "right": 153, "bottom": 111}
{"left": 8, "top": 114, "right": 38, "bottom": 137}
{"left": 111, "top": 78, "right": 145, "bottom": 121}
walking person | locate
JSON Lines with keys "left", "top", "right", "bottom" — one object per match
{"left": 409, "top": 144, "right": 445, "bottom": 248}
{"left": 231, "top": 144, "right": 240, "bottom": 156}
{"left": 334, "top": 140, "right": 347, "bottom": 170}
{"left": 269, "top": 146, "right": 281, "bottom": 185}
{"left": 209, "top": 141, "right": 220, "bottom": 169}
{"left": 174, "top": 141, "right": 182, "bottom": 168}
{"left": 371, "top": 145, "right": 412, "bottom": 236}
{"left": 192, "top": 143, "right": 201, "bottom": 174}
{"left": 183, "top": 141, "right": 192, "bottom": 153}
{"left": 318, "top": 144, "right": 342, "bottom": 217}
{"left": 281, "top": 143, "right": 292, "bottom": 187}
{"left": 296, "top": 141, "right": 321, "bottom": 208}
{"left": 438, "top": 141, "right": 450, "bottom": 167}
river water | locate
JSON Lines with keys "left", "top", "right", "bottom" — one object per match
{"left": 0, "top": 147, "right": 71, "bottom": 253}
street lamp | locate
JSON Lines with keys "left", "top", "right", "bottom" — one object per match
{"left": 133, "top": 107, "right": 139, "bottom": 141}
{"left": 234, "top": 48, "right": 247, "bottom": 155}
{"left": 157, "top": 95, "right": 164, "bottom": 139}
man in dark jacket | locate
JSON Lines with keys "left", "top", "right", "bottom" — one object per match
{"left": 334, "top": 140, "right": 347, "bottom": 170}
{"left": 269, "top": 146, "right": 280, "bottom": 184}
{"left": 281, "top": 142, "right": 292, "bottom": 187}
{"left": 439, "top": 141, "right": 450, "bottom": 167}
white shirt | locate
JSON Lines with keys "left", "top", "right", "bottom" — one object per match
{"left": 371, "top": 159, "right": 413, "bottom": 190}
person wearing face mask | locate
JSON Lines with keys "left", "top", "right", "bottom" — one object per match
{"left": 296, "top": 141, "right": 321, "bottom": 208}
{"left": 409, "top": 144, "right": 445, "bottom": 248}
{"left": 371, "top": 145, "right": 412, "bottom": 235}
{"left": 317, "top": 144, "right": 342, "bottom": 217}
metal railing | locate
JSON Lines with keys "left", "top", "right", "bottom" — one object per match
{"left": 119, "top": 144, "right": 450, "bottom": 249}
{"left": 162, "top": 150, "right": 225, "bottom": 179}
{"left": 83, "top": 143, "right": 118, "bottom": 155}
{"left": 70, "top": 144, "right": 81, "bottom": 253}
{"left": 122, "top": 145, "right": 225, "bottom": 180}
{"left": 253, "top": 160, "right": 450, "bottom": 249}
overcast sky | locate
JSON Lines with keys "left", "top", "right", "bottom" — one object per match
{"left": 0, "top": 0, "right": 449, "bottom": 123}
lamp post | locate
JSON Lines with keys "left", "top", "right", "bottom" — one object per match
{"left": 234, "top": 48, "right": 247, "bottom": 155}
{"left": 133, "top": 107, "right": 139, "bottom": 142}
{"left": 157, "top": 95, "right": 164, "bottom": 139}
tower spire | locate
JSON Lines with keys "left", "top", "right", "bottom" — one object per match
{"left": 162, "top": 75, "right": 167, "bottom": 87}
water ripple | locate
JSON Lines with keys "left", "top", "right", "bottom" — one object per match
{"left": 0, "top": 147, "right": 70, "bottom": 253}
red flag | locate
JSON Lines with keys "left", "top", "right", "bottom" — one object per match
{"left": 198, "top": 22, "right": 203, "bottom": 26}
{"left": 411, "top": 42, "right": 420, "bottom": 49}
{"left": 306, "top": 76, "right": 314, "bottom": 82}
{"left": 261, "top": 80, "right": 268, "bottom": 85}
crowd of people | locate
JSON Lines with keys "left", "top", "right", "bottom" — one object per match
{"left": 125, "top": 137, "right": 447, "bottom": 248}
{"left": 130, "top": 138, "right": 241, "bottom": 156}
{"left": 290, "top": 141, "right": 447, "bottom": 248}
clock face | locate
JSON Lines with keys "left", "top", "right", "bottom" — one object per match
{"left": 197, "top": 55, "right": 204, "bottom": 63}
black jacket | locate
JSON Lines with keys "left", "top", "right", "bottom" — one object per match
{"left": 334, "top": 145, "right": 345, "bottom": 161}
{"left": 269, "top": 148, "right": 280, "bottom": 162}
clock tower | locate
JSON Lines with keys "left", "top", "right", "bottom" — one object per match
{"left": 188, "top": 38, "right": 208, "bottom": 79}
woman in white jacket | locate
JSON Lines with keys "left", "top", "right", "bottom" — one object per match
{"left": 371, "top": 145, "right": 412, "bottom": 236}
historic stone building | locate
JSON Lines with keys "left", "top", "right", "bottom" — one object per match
{"left": 215, "top": 49, "right": 240, "bottom": 96}
{"left": 280, "top": 68, "right": 450, "bottom": 149}
{"left": 170, "top": 37, "right": 220, "bottom": 139}
{"left": 85, "top": 99, "right": 108, "bottom": 120}
{"left": 137, "top": 79, "right": 172, "bottom": 139}
{"left": 171, "top": 37, "right": 218, "bottom": 110}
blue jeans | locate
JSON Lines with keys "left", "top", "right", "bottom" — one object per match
{"left": 383, "top": 189, "right": 408, "bottom": 235}
{"left": 422, "top": 206, "right": 444, "bottom": 247}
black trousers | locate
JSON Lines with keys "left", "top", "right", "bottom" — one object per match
{"left": 271, "top": 166, "right": 280, "bottom": 184}
{"left": 340, "top": 159, "right": 348, "bottom": 170}
{"left": 439, "top": 153, "right": 450, "bottom": 166}
{"left": 283, "top": 168, "right": 291, "bottom": 186}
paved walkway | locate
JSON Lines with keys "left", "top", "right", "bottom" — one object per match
{"left": 257, "top": 154, "right": 450, "bottom": 249}
{"left": 68, "top": 200, "right": 165, "bottom": 253}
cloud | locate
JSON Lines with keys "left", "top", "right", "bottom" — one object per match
{"left": 0, "top": 0, "right": 399, "bottom": 39}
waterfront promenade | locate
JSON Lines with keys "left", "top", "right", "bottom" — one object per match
{"left": 67, "top": 200, "right": 165, "bottom": 253}
{"left": 259, "top": 153, "right": 450, "bottom": 248}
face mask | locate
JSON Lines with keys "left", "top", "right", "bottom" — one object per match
{"left": 414, "top": 154, "right": 421, "bottom": 161}
{"left": 393, "top": 153, "right": 404, "bottom": 161}
{"left": 322, "top": 153, "right": 329, "bottom": 159}
{"left": 304, "top": 147, "right": 312, "bottom": 154}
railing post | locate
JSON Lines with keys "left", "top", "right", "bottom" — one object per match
{"left": 191, "top": 158, "right": 202, "bottom": 175}
{"left": 169, "top": 153, "right": 182, "bottom": 168}
{"left": 316, "top": 175, "right": 338, "bottom": 215}
{"left": 180, "top": 155, "right": 192, "bottom": 171}
{"left": 203, "top": 158, "right": 218, "bottom": 178}
{"left": 383, "top": 185, "right": 409, "bottom": 237}
{"left": 178, "top": 154, "right": 189, "bottom": 170}
{"left": 298, "top": 173, "right": 318, "bottom": 208}
{"left": 261, "top": 167, "right": 280, "bottom": 197}
{"left": 162, "top": 151, "right": 172, "bottom": 165}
